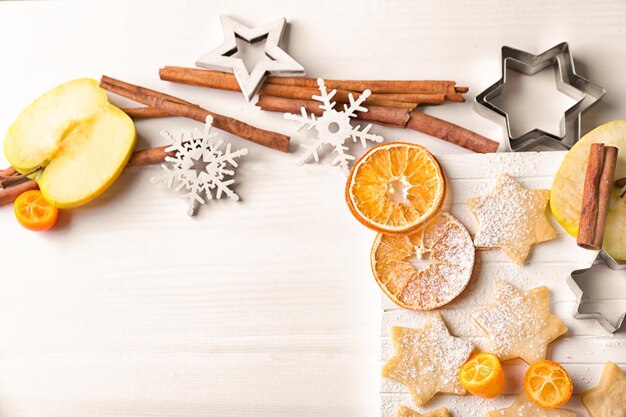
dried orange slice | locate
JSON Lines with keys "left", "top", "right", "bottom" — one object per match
{"left": 459, "top": 353, "right": 505, "bottom": 399}
{"left": 14, "top": 189, "right": 59, "bottom": 231}
{"left": 371, "top": 212, "right": 475, "bottom": 310}
{"left": 346, "top": 142, "right": 445, "bottom": 234}
{"left": 524, "top": 360, "right": 573, "bottom": 409}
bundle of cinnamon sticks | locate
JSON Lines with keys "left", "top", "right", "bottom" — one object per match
{"left": 158, "top": 67, "right": 499, "bottom": 153}
{"left": 577, "top": 143, "right": 619, "bottom": 250}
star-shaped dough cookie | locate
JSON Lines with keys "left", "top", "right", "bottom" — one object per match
{"left": 396, "top": 405, "right": 448, "bottom": 417}
{"left": 581, "top": 361, "right": 626, "bottom": 417}
{"left": 467, "top": 173, "right": 556, "bottom": 264}
{"left": 471, "top": 280, "right": 567, "bottom": 363}
{"left": 382, "top": 313, "right": 474, "bottom": 407}
{"left": 486, "top": 392, "right": 577, "bottom": 417}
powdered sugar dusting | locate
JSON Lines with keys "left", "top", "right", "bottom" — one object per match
{"left": 382, "top": 314, "right": 474, "bottom": 406}
{"left": 467, "top": 173, "right": 556, "bottom": 264}
{"left": 471, "top": 280, "right": 568, "bottom": 363}
{"left": 375, "top": 213, "right": 475, "bottom": 310}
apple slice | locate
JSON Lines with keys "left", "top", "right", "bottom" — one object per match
{"left": 550, "top": 120, "right": 626, "bottom": 260}
{"left": 4, "top": 79, "right": 136, "bottom": 208}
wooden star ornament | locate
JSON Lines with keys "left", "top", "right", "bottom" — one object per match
{"left": 382, "top": 313, "right": 474, "bottom": 407}
{"left": 471, "top": 280, "right": 568, "bottom": 363}
{"left": 581, "top": 361, "right": 626, "bottom": 417}
{"left": 196, "top": 16, "right": 305, "bottom": 101}
{"left": 396, "top": 405, "right": 449, "bottom": 417}
{"left": 486, "top": 392, "right": 577, "bottom": 417}
{"left": 467, "top": 173, "right": 556, "bottom": 264}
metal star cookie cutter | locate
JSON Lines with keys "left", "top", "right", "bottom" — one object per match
{"left": 474, "top": 42, "right": 605, "bottom": 151}
{"left": 567, "top": 250, "right": 626, "bottom": 333}
{"left": 196, "top": 15, "right": 305, "bottom": 102}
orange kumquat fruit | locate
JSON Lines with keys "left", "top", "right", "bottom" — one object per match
{"left": 14, "top": 189, "right": 59, "bottom": 231}
{"left": 523, "top": 360, "right": 573, "bottom": 409}
{"left": 459, "top": 352, "right": 505, "bottom": 398}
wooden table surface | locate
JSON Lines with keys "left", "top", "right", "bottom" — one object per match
{"left": 0, "top": 1, "right": 624, "bottom": 416}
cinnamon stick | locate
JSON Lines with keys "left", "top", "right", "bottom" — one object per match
{"left": 0, "top": 167, "right": 17, "bottom": 177}
{"left": 256, "top": 95, "right": 410, "bottom": 128}
{"left": 258, "top": 83, "right": 418, "bottom": 109}
{"left": 100, "top": 76, "right": 290, "bottom": 152}
{"left": 127, "top": 145, "right": 174, "bottom": 166}
{"left": 0, "top": 179, "right": 39, "bottom": 206}
{"left": 577, "top": 143, "right": 619, "bottom": 250}
{"left": 407, "top": 112, "right": 499, "bottom": 153}
{"left": 577, "top": 143, "right": 606, "bottom": 249}
{"left": 121, "top": 107, "right": 173, "bottom": 119}
{"left": 159, "top": 66, "right": 467, "bottom": 102}
{"left": 0, "top": 145, "right": 176, "bottom": 206}
{"left": 267, "top": 76, "right": 466, "bottom": 102}
{"left": 372, "top": 93, "right": 446, "bottom": 105}
{"left": 159, "top": 66, "right": 242, "bottom": 91}
{"left": 594, "top": 146, "right": 618, "bottom": 248}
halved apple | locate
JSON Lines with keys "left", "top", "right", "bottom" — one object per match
{"left": 4, "top": 79, "right": 136, "bottom": 208}
{"left": 550, "top": 120, "right": 626, "bottom": 260}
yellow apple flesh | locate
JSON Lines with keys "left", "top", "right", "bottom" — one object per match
{"left": 550, "top": 120, "right": 626, "bottom": 260}
{"left": 3, "top": 79, "right": 136, "bottom": 208}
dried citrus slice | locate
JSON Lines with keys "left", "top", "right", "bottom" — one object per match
{"left": 459, "top": 353, "right": 505, "bottom": 399}
{"left": 346, "top": 142, "right": 446, "bottom": 234}
{"left": 371, "top": 212, "right": 475, "bottom": 310}
{"left": 524, "top": 360, "right": 573, "bottom": 409}
{"left": 13, "top": 189, "right": 59, "bottom": 231}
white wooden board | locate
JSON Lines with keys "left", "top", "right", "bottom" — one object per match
{"left": 1, "top": 1, "right": 626, "bottom": 417}
{"left": 379, "top": 151, "right": 626, "bottom": 417}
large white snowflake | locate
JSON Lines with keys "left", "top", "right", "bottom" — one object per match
{"left": 151, "top": 116, "right": 248, "bottom": 216}
{"left": 284, "top": 78, "right": 384, "bottom": 174}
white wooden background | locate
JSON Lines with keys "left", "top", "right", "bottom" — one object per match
{"left": 0, "top": 1, "right": 625, "bottom": 416}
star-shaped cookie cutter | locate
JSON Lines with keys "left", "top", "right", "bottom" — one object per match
{"left": 474, "top": 42, "right": 605, "bottom": 151}
{"left": 567, "top": 250, "right": 626, "bottom": 333}
{"left": 196, "top": 16, "right": 305, "bottom": 101}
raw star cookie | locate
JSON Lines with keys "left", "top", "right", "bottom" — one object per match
{"left": 485, "top": 392, "right": 577, "bottom": 417}
{"left": 467, "top": 173, "right": 556, "bottom": 264}
{"left": 382, "top": 313, "right": 474, "bottom": 407}
{"left": 396, "top": 405, "right": 449, "bottom": 417}
{"left": 471, "top": 280, "right": 567, "bottom": 363}
{"left": 581, "top": 361, "right": 626, "bottom": 417}
{"left": 371, "top": 212, "right": 475, "bottom": 310}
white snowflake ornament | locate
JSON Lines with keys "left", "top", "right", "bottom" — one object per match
{"left": 284, "top": 78, "right": 384, "bottom": 174}
{"left": 152, "top": 116, "right": 248, "bottom": 216}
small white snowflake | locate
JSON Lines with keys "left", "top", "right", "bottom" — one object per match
{"left": 151, "top": 116, "right": 248, "bottom": 216}
{"left": 284, "top": 78, "right": 384, "bottom": 174}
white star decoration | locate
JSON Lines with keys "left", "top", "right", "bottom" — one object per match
{"left": 151, "top": 116, "right": 248, "bottom": 216}
{"left": 196, "top": 15, "right": 305, "bottom": 101}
